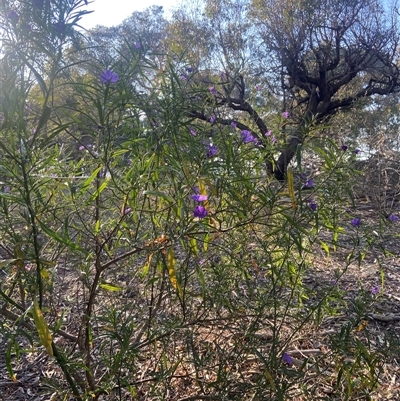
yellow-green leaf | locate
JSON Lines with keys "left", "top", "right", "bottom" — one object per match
{"left": 189, "top": 238, "right": 198, "bottom": 256}
{"left": 99, "top": 283, "right": 122, "bottom": 291}
{"left": 32, "top": 299, "right": 53, "bottom": 357}
{"left": 287, "top": 166, "right": 296, "bottom": 211}
{"left": 142, "top": 253, "right": 153, "bottom": 277}
{"left": 320, "top": 241, "right": 330, "bottom": 257}
{"left": 167, "top": 248, "right": 183, "bottom": 297}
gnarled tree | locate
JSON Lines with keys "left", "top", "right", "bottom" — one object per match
{"left": 250, "top": 0, "right": 400, "bottom": 179}
{"left": 170, "top": 0, "right": 400, "bottom": 180}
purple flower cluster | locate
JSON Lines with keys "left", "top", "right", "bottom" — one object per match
{"left": 282, "top": 352, "right": 293, "bottom": 365}
{"left": 304, "top": 178, "right": 315, "bottom": 189}
{"left": 265, "top": 130, "right": 277, "bottom": 144}
{"left": 100, "top": 70, "right": 119, "bottom": 84}
{"left": 241, "top": 130, "right": 259, "bottom": 145}
{"left": 192, "top": 188, "right": 208, "bottom": 219}
{"left": 340, "top": 143, "right": 361, "bottom": 154}
{"left": 191, "top": 194, "right": 208, "bottom": 202}
{"left": 206, "top": 144, "right": 218, "bottom": 158}
{"left": 308, "top": 199, "right": 317, "bottom": 211}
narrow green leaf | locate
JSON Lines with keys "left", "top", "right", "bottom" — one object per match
{"left": 78, "top": 166, "right": 103, "bottom": 196}
{"left": 203, "top": 233, "right": 209, "bottom": 252}
{"left": 90, "top": 179, "right": 109, "bottom": 201}
{"left": 35, "top": 105, "right": 52, "bottom": 133}
{"left": 6, "top": 342, "right": 17, "bottom": 381}
{"left": 38, "top": 220, "right": 88, "bottom": 255}
{"left": 22, "top": 58, "right": 48, "bottom": 95}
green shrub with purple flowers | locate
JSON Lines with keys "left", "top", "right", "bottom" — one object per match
{"left": 0, "top": 1, "right": 398, "bottom": 400}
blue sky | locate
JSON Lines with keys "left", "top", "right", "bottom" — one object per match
{"left": 80, "top": 0, "right": 179, "bottom": 29}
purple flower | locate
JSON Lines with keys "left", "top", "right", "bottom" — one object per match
{"left": 371, "top": 286, "right": 379, "bottom": 295}
{"left": 265, "top": 130, "right": 272, "bottom": 136}
{"left": 191, "top": 194, "right": 208, "bottom": 202}
{"left": 353, "top": 148, "right": 361, "bottom": 155}
{"left": 206, "top": 144, "right": 218, "bottom": 158}
{"left": 389, "top": 214, "right": 399, "bottom": 222}
{"left": 209, "top": 86, "right": 217, "bottom": 95}
{"left": 100, "top": 70, "right": 119, "bottom": 84}
{"left": 135, "top": 42, "right": 141, "bottom": 49}
{"left": 230, "top": 121, "right": 237, "bottom": 128}
{"left": 351, "top": 218, "right": 361, "bottom": 227}
{"left": 4, "top": 186, "right": 10, "bottom": 193}
{"left": 341, "top": 145, "right": 348, "bottom": 151}
{"left": 282, "top": 111, "right": 290, "bottom": 118}
{"left": 79, "top": 145, "right": 85, "bottom": 151}
{"left": 255, "top": 85, "right": 261, "bottom": 91}
{"left": 270, "top": 136, "right": 277, "bottom": 144}
{"left": 304, "top": 178, "right": 315, "bottom": 188}
{"left": 282, "top": 352, "right": 293, "bottom": 365}
{"left": 7, "top": 11, "right": 19, "bottom": 24}
{"left": 190, "top": 129, "right": 197, "bottom": 136}
{"left": 186, "top": 66, "right": 193, "bottom": 73}
{"left": 241, "top": 130, "right": 258, "bottom": 144}
{"left": 124, "top": 207, "right": 132, "bottom": 215}
{"left": 209, "top": 115, "right": 216, "bottom": 123}
{"left": 127, "top": 159, "right": 132, "bottom": 167}
{"left": 193, "top": 205, "right": 208, "bottom": 218}
{"left": 180, "top": 74, "right": 187, "bottom": 81}
{"left": 308, "top": 199, "right": 317, "bottom": 211}
{"left": 192, "top": 185, "right": 200, "bottom": 194}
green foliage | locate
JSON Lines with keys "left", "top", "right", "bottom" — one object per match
{"left": 0, "top": 1, "right": 398, "bottom": 400}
